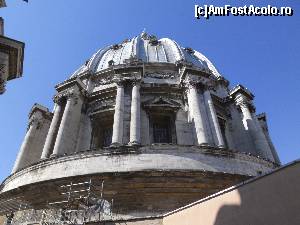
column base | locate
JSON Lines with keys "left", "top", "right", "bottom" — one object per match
{"left": 128, "top": 141, "right": 141, "bottom": 146}
{"left": 110, "top": 142, "right": 122, "bottom": 148}
{"left": 49, "top": 154, "right": 58, "bottom": 158}
{"left": 217, "top": 145, "right": 226, "bottom": 149}
{"left": 198, "top": 143, "right": 210, "bottom": 147}
{"left": 39, "top": 157, "right": 50, "bottom": 162}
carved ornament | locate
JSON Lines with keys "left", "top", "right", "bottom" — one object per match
{"left": 93, "top": 75, "right": 114, "bottom": 86}
{"left": 144, "top": 71, "right": 176, "bottom": 79}
{"left": 53, "top": 87, "right": 81, "bottom": 104}
{"left": 88, "top": 98, "right": 115, "bottom": 114}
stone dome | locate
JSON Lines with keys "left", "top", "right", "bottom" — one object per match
{"left": 70, "top": 32, "right": 221, "bottom": 78}
{"left": 0, "top": 32, "right": 280, "bottom": 222}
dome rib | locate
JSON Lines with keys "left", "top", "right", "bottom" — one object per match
{"left": 69, "top": 33, "right": 222, "bottom": 78}
{"left": 193, "top": 51, "right": 221, "bottom": 77}
{"left": 89, "top": 46, "right": 111, "bottom": 73}
{"left": 160, "top": 38, "right": 182, "bottom": 63}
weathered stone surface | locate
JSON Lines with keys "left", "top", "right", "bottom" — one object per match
{"left": 0, "top": 18, "right": 24, "bottom": 94}
{"left": 1, "top": 32, "right": 280, "bottom": 223}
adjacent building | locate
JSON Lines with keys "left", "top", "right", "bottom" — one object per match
{"left": 0, "top": 1, "right": 25, "bottom": 95}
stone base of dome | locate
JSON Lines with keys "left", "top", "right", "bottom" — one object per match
{"left": 0, "top": 170, "right": 247, "bottom": 222}
{"left": 0, "top": 145, "right": 276, "bottom": 219}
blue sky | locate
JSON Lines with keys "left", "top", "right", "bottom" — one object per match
{"left": 0, "top": 0, "right": 299, "bottom": 181}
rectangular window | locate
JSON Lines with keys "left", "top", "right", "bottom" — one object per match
{"left": 91, "top": 115, "right": 113, "bottom": 149}
{"left": 151, "top": 115, "right": 175, "bottom": 144}
{"left": 102, "top": 127, "right": 113, "bottom": 147}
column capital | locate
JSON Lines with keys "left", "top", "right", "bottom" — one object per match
{"left": 203, "top": 85, "right": 215, "bottom": 92}
{"left": 28, "top": 116, "right": 40, "bottom": 127}
{"left": 53, "top": 86, "right": 82, "bottom": 103}
{"left": 131, "top": 79, "right": 141, "bottom": 87}
{"left": 183, "top": 80, "right": 202, "bottom": 90}
{"left": 113, "top": 79, "right": 126, "bottom": 87}
{"left": 183, "top": 76, "right": 215, "bottom": 91}
{"left": 53, "top": 94, "right": 64, "bottom": 104}
{"left": 230, "top": 84, "right": 254, "bottom": 100}
{"left": 28, "top": 111, "right": 48, "bottom": 131}
{"left": 235, "top": 96, "right": 256, "bottom": 114}
{"left": 27, "top": 104, "right": 52, "bottom": 130}
{"left": 230, "top": 85, "right": 254, "bottom": 112}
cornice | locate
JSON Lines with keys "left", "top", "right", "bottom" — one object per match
{"left": 229, "top": 84, "right": 254, "bottom": 100}
{"left": 28, "top": 103, "right": 52, "bottom": 121}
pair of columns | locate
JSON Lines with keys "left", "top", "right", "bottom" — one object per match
{"left": 41, "top": 87, "right": 83, "bottom": 159}
{"left": 41, "top": 80, "right": 138, "bottom": 158}
{"left": 236, "top": 99, "right": 274, "bottom": 161}
{"left": 111, "top": 80, "right": 141, "bottom": 146}
{"left": 186, "top": 83, "right": 225, "bottom": 147}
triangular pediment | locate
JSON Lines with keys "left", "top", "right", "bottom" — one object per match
{"left": 143, "top": 97, "right": 181, "bottom": 109}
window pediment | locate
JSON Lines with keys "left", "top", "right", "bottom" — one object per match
{"left": 143, "top": 97, "right": 181, "bottom": 112}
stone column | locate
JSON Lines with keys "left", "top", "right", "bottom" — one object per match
{"left": 11, "top": 117, "right": 40, "bottom": 173}
{"left": 52, "top": 88, "right": 83, "bottom": 156}
{"left": 237, "top": 100, "right": 274, "bottom": 160}
{"left": 40, "top": 101, "right": 63, "bottom": 159}
{"left": 203, "top": 89, "right": 225, "bottom": 147}
{"left": 186, "top": 83, "right": 209, "bottom": 145}
{"left": 129, "top": 81, "right": 141, "bottom": 145}
{"left": 252, "top": 113, "right": 275, "bottom": 161}
{"left": 111, "top": 82, "right": 124, "bottom": 146}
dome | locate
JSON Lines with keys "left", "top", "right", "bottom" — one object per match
{"left": 1, "top": 31, "right": 280, "bottom": 223}
{"left": 70, "top": 32, "right": 222, "bottom": 78}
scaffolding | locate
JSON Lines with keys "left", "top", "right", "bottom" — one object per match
{"left": 44, "top": 179, "right": 114, "bottom": 224}
{"left": 0, "top": 179, "right": 114, "bottom": 224}
{"left": 0, "top": 197, "right": 30, "bottom": 216}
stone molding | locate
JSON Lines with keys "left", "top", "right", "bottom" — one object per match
{"left": 88, "top": 98, "right": 115, "bottom": 115}
{"left": 131, "top": 79, "right": 141, "bottom": 86}
{"left": 233, "top": 94, "right": 256, "bottom": 113}
{"left": 2, "top": 146, "right": 277, "bottom": 193}
{"left": 229, "top": 84, "right": 254, "bottom": 100}
{"left": 144, "top": 71, "right": 177, "bottom": 79}
{"left": 53, "top": 84, "right": 86, "bottom": 105}
{"left": 93, "top": 73, "right": 114, "bottom": 86}
{"left": 26, "top": 104, "right": 52, "bottom": 130}
{"left": 143, "top": 97, "right": 182, "bottom": 113}
{"left": 123, "top": 55, "right": 143, "bottom": 65}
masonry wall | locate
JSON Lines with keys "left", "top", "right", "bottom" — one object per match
{"left": 91, "top": 218, "right": 163, "bottom": 225}
{"left": 163, "top": 161, "right": 300, "bottom": 225}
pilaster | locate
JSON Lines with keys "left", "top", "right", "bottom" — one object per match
{"left": 230, "top": 85, "right": 275, "bottom": 161}
{"left": 203, "top": 87, "right": 225, "bottom": 147}
{"left": 12, "top": 104, "right": 51, "bottom": 173}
